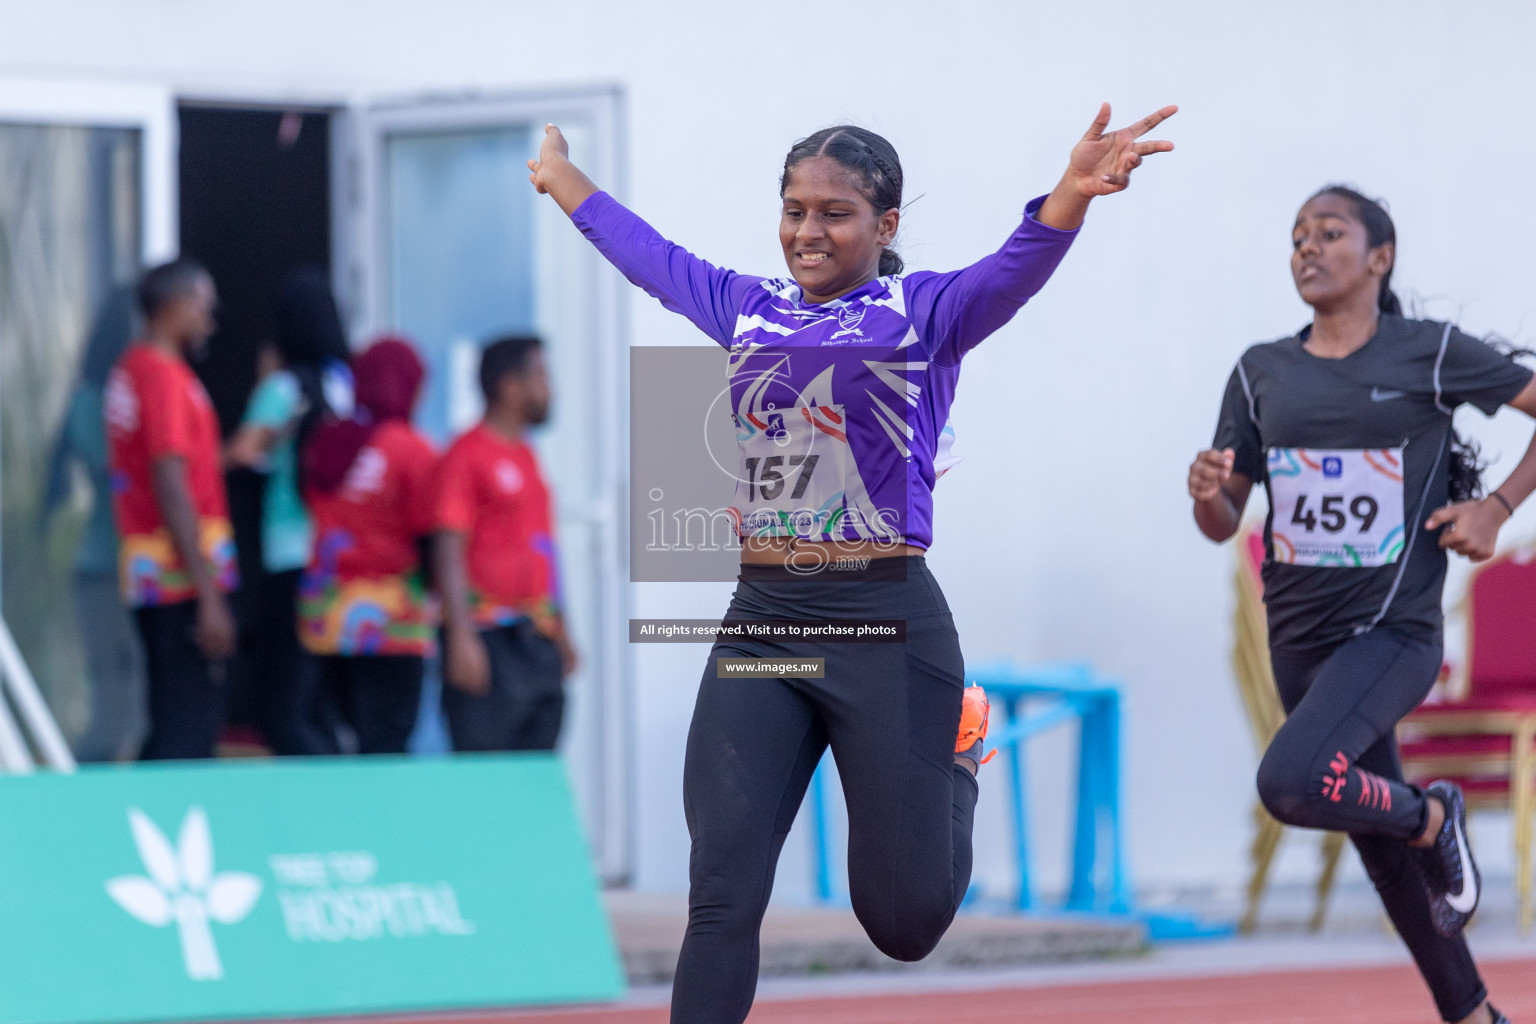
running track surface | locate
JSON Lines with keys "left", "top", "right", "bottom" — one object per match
{"left": 277, "top": 956, "right": 1536, "bottom": 1024}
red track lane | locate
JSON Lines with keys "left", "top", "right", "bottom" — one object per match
{"left": 476, "top": 956, "right": 1536, "bottom": 1024}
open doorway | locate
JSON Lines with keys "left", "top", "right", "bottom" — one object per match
{"left": 177, "top": 102, "right": 334, "bottom": 742}
{"left": 178, "top": 103, "right": 333, "bottom": 433}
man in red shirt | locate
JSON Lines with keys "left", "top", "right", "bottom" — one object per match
{"left": 435, "top": 336, "right": 575, "bottom": 751}
{"left": 105, "top": 258, "right": 238, "bottom": 759}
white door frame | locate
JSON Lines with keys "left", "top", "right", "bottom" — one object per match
{"left": 346, "top": 87, "right": 632, "bottom": 883}
{"left": 0, "top": 77, "right": 178, "bottom": 771}
{"left": 0, "top": 76, "right": 177, "bottom": 265}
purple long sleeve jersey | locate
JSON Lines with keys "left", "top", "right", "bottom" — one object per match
{"left": 573, "top": 191, "right": 1078, "bottom": 549}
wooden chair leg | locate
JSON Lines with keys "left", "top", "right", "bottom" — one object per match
{"left": 1310, "top": 831, "right": 1347, "bottom": 933}
{"left": 1243, "top": 807, "right": 1283, "bottom": 934}
{"left": 1516, "top": 728, "right": 1536, "bottom": 935}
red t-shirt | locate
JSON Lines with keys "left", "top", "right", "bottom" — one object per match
{"left": 299, "top": 421, "right": 438, "bottom": 656}
{"left": 105, "top": 343, "right": 236, "bottom": 607}
{"left": 435, "top": 423, "right": 559, "bottom": 630}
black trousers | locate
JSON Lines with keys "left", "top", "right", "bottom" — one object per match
{"left": 135, "top": 601, "right": 223, "bottom": 760}
{"left": 251, "top": 568, "right": 329, "bottom": 755}
{"left": 672, "top": 556, "right": 978, "bottom": 1024}
{"left": 442, "top": 620, "right": 564, "bottom": 751}
{"left": 318, "top": 654, "right": 424, "bottom": 755}
{"left": 1263, "top": 626, "right": 1485, "bottom": 1023}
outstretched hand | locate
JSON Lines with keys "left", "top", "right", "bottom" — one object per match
{"left": 526, "top": 123, "right": 570, "bottom": 195}
{"left": 1036, "top": 102, "right": 1177, "bottom": 230}
{"left": 526, "top": 124, "right": 598, "bottom": 215}
{"left": 1066, "top": 102, "right": 1177, "bottom": 197}
{"left": 1425, "top": 498, "right": 1509, "bottom": 562}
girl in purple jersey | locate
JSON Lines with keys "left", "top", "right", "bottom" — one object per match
{"left": 530, "top": 105, "right": 1174, "bottom": 1023}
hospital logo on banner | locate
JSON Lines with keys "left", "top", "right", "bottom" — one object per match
{"left": 103, "top": 805, "right": 478, "bottom": 982}
{"left": 105, "top": 807, "right": 262, "bottom": 981}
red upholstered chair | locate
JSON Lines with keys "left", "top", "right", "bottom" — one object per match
{"left": 1399, "top": 548, "right": 1536, "bottom": 932}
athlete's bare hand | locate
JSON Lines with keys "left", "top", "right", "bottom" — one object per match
{"left": 525, "top": 123, "right": 599, "bottom": 215}
{"left": 1067, "top": 102, "right": 1177, "bottom": 197}
{"left": 1426, "top": 498, "right": 1509, "bottom": 562}
{"left": 526, "top": 124, "right": 570, "bottom": 195}
{"left": 1188, "top": 448, "right": 1236, "bottom": 502}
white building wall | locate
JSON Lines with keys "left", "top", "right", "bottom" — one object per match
{"left": 6, "top": 0, "right": 1536, "bottom": 902}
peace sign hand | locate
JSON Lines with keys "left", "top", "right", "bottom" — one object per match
{"left": 1066, "top": 102, "right": 1177, "bottom": 197}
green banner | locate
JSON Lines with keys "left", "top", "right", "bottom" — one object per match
{"left": 0, "top": 756, "right": 624, "bottom": 1024}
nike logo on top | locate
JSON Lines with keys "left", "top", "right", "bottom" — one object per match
{"left": 1370, "top": 387, "right": 1406, "bottom": 402}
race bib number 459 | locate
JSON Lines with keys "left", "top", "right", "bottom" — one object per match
{"left": 1267, "top": 447, "right": 1406, "bottom": 567}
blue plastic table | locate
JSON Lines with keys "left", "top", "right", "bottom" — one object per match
{"left": 806, "top": 661, "right": 1233, "bottom": 939}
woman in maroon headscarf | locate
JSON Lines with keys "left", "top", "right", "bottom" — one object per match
{"left": 298, "top": 336, "right": 437, "bottom": 754}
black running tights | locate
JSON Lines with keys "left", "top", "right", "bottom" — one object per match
{"left": 1263, "top": 626, "right": 1485, "bottom": 1022}
{"left": 672, "top": 558, "right": 979, "bottom": 1024}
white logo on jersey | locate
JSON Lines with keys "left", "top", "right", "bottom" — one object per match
{"left": 342, "top": 447, "right": 387, "bottom": 497}
{"left": 827, "top": 306, "right": 867, "bottom": 342}
{"left": 189, "top": 380, "right": 212, "bottom": 409}
{"left": 105, "top": 369, "right": 139, "bottom": 433}
{"left": 495, "top": 460, "right": 524, "bottom": 494}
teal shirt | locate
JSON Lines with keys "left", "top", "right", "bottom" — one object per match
{"left": 242, "top": 370, "right": 313, "bottom": 573}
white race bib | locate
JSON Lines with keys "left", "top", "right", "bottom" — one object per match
{"left": 732, "top": 404, "right": 854, "bottom": 538}
{"left": 1267, "top": 447, "right": 1406, "bottom": 567}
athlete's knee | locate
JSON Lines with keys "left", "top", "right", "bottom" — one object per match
{"left": 686, "top": 837, "right": 770, "bottom": 936}
{"left": 864, "top": 917, "right": 946, "bottom": 962}
{"left": 852, "top": 892, "right": 954, "bottom": 962}
{"left": 1258, "top": 738, "right": 1358, "bottom": 829}
{"left": 1255, "top": 742, "right": 1316, "bottom": 827}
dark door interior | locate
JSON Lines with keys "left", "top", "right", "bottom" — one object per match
{"left": 177, "top": 104, "right": 333, "bottom": 732}
{"left": 178, "top": 104, "right": 333, "bottom": 434}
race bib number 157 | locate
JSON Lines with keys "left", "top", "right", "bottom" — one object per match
{"left": 1267, "top": 447, "right": 1407, "bottom": 567}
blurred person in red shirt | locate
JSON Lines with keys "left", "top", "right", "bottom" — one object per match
{"left": 105, "top": 258, "right": 238, "bottom": 760}
{"left": 435, "top": 336, "right": 576, "bottom": 751}
{"left": 299, "top": 337, "right": 436, "bottom": 754}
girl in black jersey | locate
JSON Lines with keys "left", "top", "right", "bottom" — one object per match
{"left": 1189, "top": 186, "right": 1536, "bottom": 1024}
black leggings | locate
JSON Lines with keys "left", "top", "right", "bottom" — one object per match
{"left": 1263, "top": 626, "right": 1485, "bottom": 1022}
{"left": 673, "top": 556, "right": 978, "bottom": 1024}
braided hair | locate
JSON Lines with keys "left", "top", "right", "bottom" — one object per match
{"left": 780, "top": 126, "right": 904, "bottom": 275}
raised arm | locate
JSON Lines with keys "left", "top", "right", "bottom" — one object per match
{"left": 906, "top": 103, "right": 1176, "bottom": 362}
{"left": 528, "top": 124, "right": 759, "bottom": 346}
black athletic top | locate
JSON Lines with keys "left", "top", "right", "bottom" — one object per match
{"left": 1212, "top": 315, "right": 1531, "bottom": 649}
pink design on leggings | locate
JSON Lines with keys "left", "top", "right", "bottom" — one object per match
{"left": 1323, "top": 751, "right": 1350, "bottom": 802}
{"left": 1354, "top": 768, "right": 1392, "bottom": 812}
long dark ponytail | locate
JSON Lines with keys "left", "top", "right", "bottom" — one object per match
{"left": 781, "top": 126, "right": 904, "bottom": 276}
